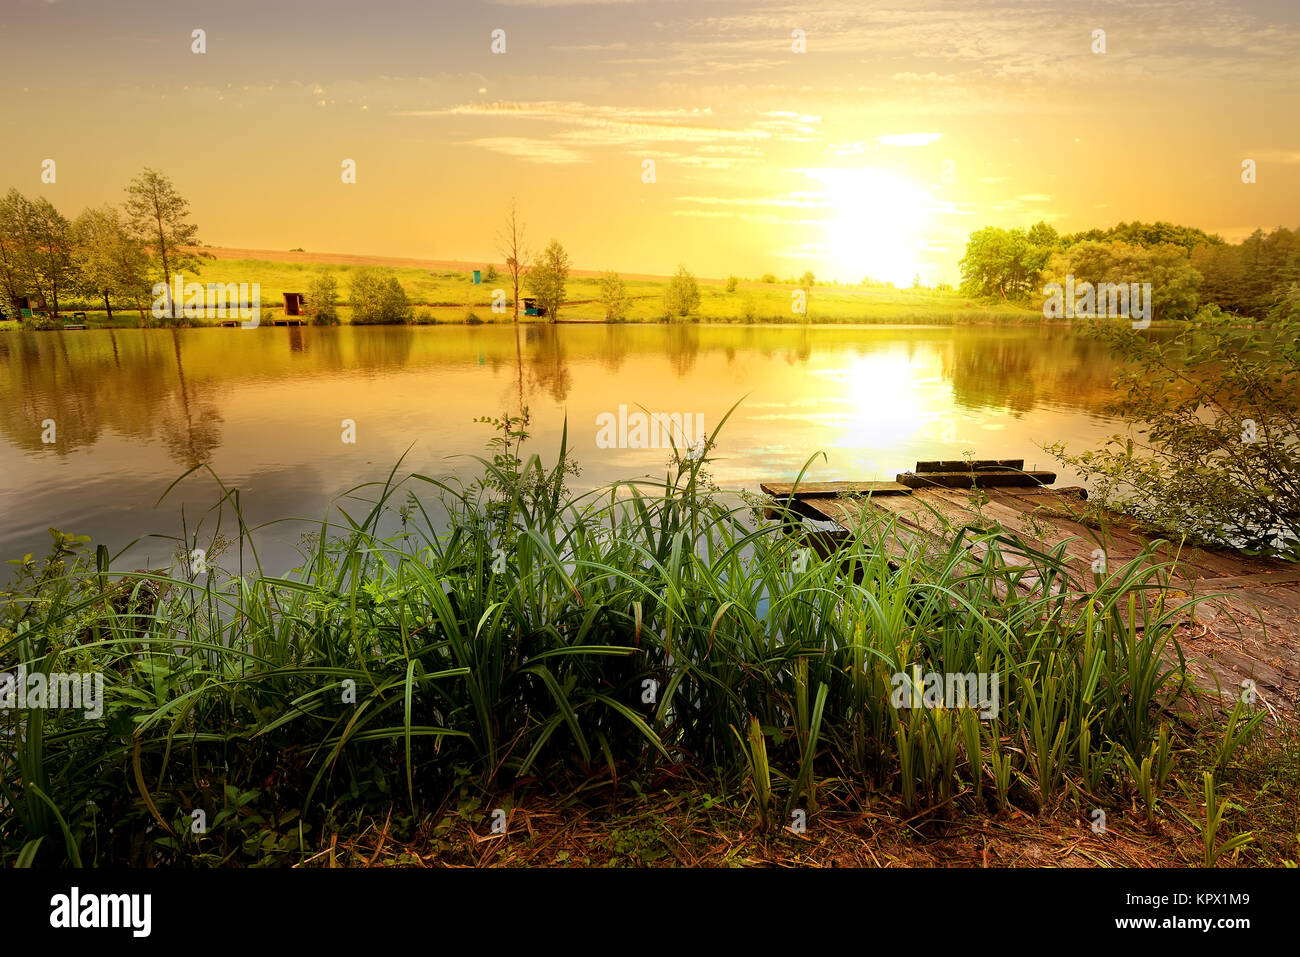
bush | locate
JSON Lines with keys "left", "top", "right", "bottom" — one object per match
{"left": 350, "top": 269, "right": 413, "bottom": 324}
{"left": 598, "top": 270, "right": 630, "bottom": 321}
{"left": 664, "top": 265, "right": 701, "bottom": 320}
{"left": 726, "top": 275, "right": 739, "bottom": 293}
{"left": 1048, "top": 304, "right": 1300, "bottom": 556}
{"left": 760, "top": 273, "right": 777, "bottom": 284}
{"left": 306, "top": 273, "right": 339, "bottom": 325}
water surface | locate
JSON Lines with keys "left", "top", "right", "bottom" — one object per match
{"left": 0, "top": 323, "right": 1133, "bottom": 573}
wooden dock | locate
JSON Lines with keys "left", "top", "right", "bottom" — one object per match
{"left": 761, "top": 460, "right": 1300, "bottom": 714}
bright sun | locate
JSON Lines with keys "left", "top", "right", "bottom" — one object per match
{"left": 815, "top": 168, "right": 933, "bottom": 286}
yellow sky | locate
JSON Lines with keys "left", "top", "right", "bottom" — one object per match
{"left": 2, "top": 0, "right": 1297, "bottom": 284}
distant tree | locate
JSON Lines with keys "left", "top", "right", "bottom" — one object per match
{"left": 496, "top": 198, "right": 530, "bottom": 322}
{"left": 526, "top": 239, "right": 570, "bottom": 323}
{"left": 726, "top": 275, "right": 739, "bottom": 293}
{"left": 484, "top": 263, "right": 499, "bottom": 283}
{"left": 760, "top": 272, "right": 777, "bottom": 284}
{"left": 381, "top": 275, "right": 412, "bottom": 323}
{"left": 1043, "top": 240, "right": 1201, "bottom": 321}
{"left": 71, "top": 204, "right": 150, "bottom": 321}
{"left": 0, "top": 190, "right": 27, "bottom": 308}
{"left": 799, "top": 271, "right": 815, "bottom": 290}
{"left": 598, "top": 269, "right": 630, "bottom": 320}
{"left": 125, "top": 168, "right": 199, "bottom": 319}
{"left": 350, "top": 269, "right": 411, "bottom": 323}
{"left": 1026, "top": 220, "right": 1061, "bottom": 249}
{"left": 305, "top": 272, "right": 339, "bottom": 324}
{"left": 664, "top": 265, "right": 701, "bottom": 319}
{"left": 959, "top": 226, "right": 1053, "bottom": 302}
{"left": 1061, "top": 220, "right": 1224, "bottom": 255}
{"left": 1, "top": 191, "right": 75, "bottom": 318}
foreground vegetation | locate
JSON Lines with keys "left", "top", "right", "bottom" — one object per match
{"left": 1, "top": 417, "right": 1291, "bottom": 867}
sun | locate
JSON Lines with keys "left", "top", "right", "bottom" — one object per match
{"left": 814, "top": 168, "right": 933, "bottom": 286}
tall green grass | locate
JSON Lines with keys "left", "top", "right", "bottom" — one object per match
{"left": 0, "top": 418, "right": 1250, "bottom": 865}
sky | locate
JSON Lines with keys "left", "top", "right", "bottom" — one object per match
{"left": 1, "top": 0, "right": 1298, "bottom": 284}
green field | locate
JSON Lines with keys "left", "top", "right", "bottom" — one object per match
{"left": 17, "top": 254, "right": 1044, "bottom": 327}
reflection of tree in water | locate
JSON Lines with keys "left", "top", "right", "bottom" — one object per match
{"left": 160, "top": 329, "right": 223, "bottom": 467}
{"left": 945, "top": 332, "right": 1118, "bottom": 414}
{"left": 352, "top": 325, "right": 416, "bottom": 369}
{"left": 524, "top": 324, "right": 572, "bottom": 402}
{"left": 598, "top": 324, "right": 627, "bottom": 375}
{"left": 664, "top": 324, "right": 701, "bottom": 377}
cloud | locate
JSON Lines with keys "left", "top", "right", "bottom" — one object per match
{"left": 461, "top": 137, "right": 587, "bottom": 164}
{"left": 876, "top": 133, "right": 943, "bottom": 147}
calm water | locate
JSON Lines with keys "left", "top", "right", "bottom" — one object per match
{"left": 0, "top": 324, "right": 1132, "bottom": 573}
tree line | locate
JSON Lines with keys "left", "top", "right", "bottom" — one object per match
{"left": 0, "top": 169, "right": 198, "bottom": 323}
{"left": 959, "top": 220, "right": 1299, "bottom": 322}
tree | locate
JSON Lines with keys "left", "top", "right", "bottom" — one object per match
{"left": 664, "top": 265, "right": 701, "bottom": 319}
{"left": 350, "top": 269, "right": 411, "bottom": 324}
{"left": 125, "top": 168, "right": 199, "bottom": 319}
{"left": 799, "top": 271, "right": 816, "bottom": 290}
{"left": 71, "top": 205, "right": 150, "bottom": 321}
{"left": 1042, "top": 240, "right": 1202, "bottom": 321}
{"left": 0, "top": 191, "right": 76, "bottom": 318}
{"left": 959, "top": 226, "right": 1053, "bottom": 302}
{"left": 380, "top": 275, "right": 412, "bottom": 323}
{"left": 0, "top": 190, "right": 27, "bottom": 309}
{"left": 725, "top": 275, "right": 739, "bottom": 293}
{"left": 598, "top": 269, "right": 629, "bottom": 320}
{"left": 305, "top": 272, "right": 339, "bottom": 324}
{"left": 1048, "top": 305, "right": 1300, "bottom": 556}
{"left": 526, "top": 239, "right": 570, "bottom": 323}
{"left": 496, "top": 198, "right": 530, "bottom": 322}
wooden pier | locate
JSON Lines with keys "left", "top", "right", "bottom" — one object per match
{"left": 762, "top": 460, "right": 1300, "bottom": 713}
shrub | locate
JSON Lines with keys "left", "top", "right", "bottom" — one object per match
{"left": 726, "top": 275, "right": 739, "bottom": 293}
{"left": 305, "top": 273, "right": 339, "bottom": 325}
{"left": 350, "top": 269, "right": 412, "bottom": 324}
{"left": 598, "top": 270, "right": 630, "bottom": 321}
{"left": 1048, "top": 304, "right": 1300, "bottom": 556}
{"left": 664, "top": 265, "right": 701, "bottom": 319}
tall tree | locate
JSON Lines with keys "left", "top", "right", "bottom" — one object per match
{"left": 125, "top": 168, "right": 199, "bottom": 319}
{"left": 496, "top": 198, "right": 530, "bottom": 322}
{"left": 0, "top": 190, "right": 27, "bottom": 310}
{"left": 1, "top": 192, "right": 75, "bottom": 318}
{"left": 71, "top": 205, "right": 150, "bottom": 321}
{"left": 526, "top": 239, "right": 570, "bottom": 324}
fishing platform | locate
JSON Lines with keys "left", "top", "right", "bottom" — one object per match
{"left": 761, "top": 459, "right": 1300, "bottom": 713}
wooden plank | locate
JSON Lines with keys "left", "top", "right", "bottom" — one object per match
{"left": 914, "top": 459, "right": 1025, "bottom": 472}
{"left": 760, "top": 481, "right": 911, "bottom": 499}
{"left": 896, "top": 470, "right": 1056, "bottom": 489}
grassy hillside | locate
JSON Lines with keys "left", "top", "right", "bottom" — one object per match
{"left": 15, "top": 248, "right": 1043, "bottom": 327}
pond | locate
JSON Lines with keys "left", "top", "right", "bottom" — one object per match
{"left": 0, "top": 323, "right": 1136, "bottom": 574}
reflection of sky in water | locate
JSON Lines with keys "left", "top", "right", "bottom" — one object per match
{"left": 0, "top": 324, "right": 1140, "bottom": 575}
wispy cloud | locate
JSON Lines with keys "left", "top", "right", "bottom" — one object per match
{"left": 876, "top": 133, "right": 943, "bottom": 147}
{"left": 462, "top": 137, "right": 588, "bottom": 164}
